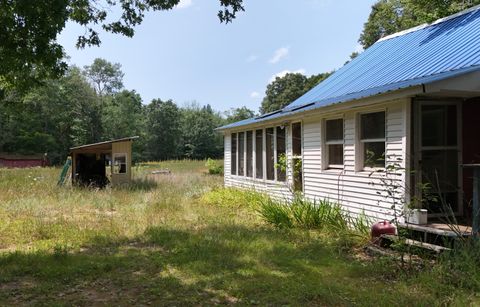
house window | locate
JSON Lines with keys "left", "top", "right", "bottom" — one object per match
{"left": 292, "top": 122, "right": 302, "bottom": 156}
{"left": 231, "top": 133, "right": 237, "bottom": 175}
{"left": 246, "top": 130, "right": 253, "bottom": 177}
{"left": 291, "top": 122, "right": 303, "bottom": 191}
{"left": 255, "top": 129, "right": 263, "bottom": 179}
{"left": 238, "top": 132, "right": 245, "bottom": 176}
{"left": 266, "top": 128, "right": 275, "bottom": 180}
{"left": 325, "top": 118, "right": 344, "bottom": 168}
{"left": 360, "top": 111, "right": 386, "bottom": 168}
{"left": 113, "top": 153, "right": 127, "bottom": 174}
{"left": 276, "top": 126, "right": 286, "bottom": 182}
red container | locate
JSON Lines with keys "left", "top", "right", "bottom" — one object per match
{"left": 371, "top": 220, "right": 396, "bottom": 240}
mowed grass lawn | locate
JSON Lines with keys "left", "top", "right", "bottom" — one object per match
{"left": 0, "top": 160, "right": 476, "bottom": 306}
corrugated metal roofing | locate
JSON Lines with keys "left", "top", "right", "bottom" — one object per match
{"left": 218, "top": 5, "right": 480, "bottom": 131}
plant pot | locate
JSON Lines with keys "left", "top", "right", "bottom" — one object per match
{"left": 405, "top": 209, "right": 428, "bottom": 225}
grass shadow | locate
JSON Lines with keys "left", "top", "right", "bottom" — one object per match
{"left": 0, "top": 224, "right": 444, "bottom": 306}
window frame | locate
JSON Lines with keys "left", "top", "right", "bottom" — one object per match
{"left": 358, "top": 110, "right": 387, "bottom": 171}
{"left": 324, "top": 117, "right": 344, "bottom": 169}
{"left": 112, "top": 153, "right": 128, "bottom": 175}
{"left": 254, "top": 129, "right": 264, "bottom": 180}
{"left": 230, "top": 125, "right": 288, "bottom": 184}
{"left": 231, "top": 132, "right": 237, "bottom": 176}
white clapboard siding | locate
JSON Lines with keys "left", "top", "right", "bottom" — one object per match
{"left": 223, "top": 98, "right": 409, "bottom": 222}
{"left": 302, "top": 99, "right": 408, "bottom": 222}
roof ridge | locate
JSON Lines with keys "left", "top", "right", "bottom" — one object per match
{"left": 377, "top": 3, "right": 480, "bottom": 43}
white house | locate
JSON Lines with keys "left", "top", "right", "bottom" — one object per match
{"left": 216, "top": 6, "right": 480, "bottom": 226}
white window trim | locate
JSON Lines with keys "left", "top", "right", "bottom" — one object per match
{"left": 112, "top": 153, "right": 128, "bottom": 175}
{"left": 357, "top": 110, "right": 387, "bottom": 171}
{"left": 230, "top": 126, "right": 289, "bottom": 184}
{"left": 324, "top": 117, "right": 345, "bottom": 170}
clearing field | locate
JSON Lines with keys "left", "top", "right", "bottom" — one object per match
{"left": 0, "top": 160, "right": 477, "bottom": 306}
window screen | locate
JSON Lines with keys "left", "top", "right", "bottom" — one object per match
{"left": 276, "top": 126, "right": 286, "bottom": 182}
{"left": 246, "top": 131, "right": 253, "bottom": 177}
{"left": 292, "top": 122, "right": 302, "bottom": 156}
{"left": 238, "top": 132, "right": 245, "bottom": 176}
{"left": 255, "top": 129, "right": 263, "bottom": 179}
{"left": 325, "top": 119, "right": 344, "bottom": 167}
{"left": 360, "top": 112, "right": 386, "bottom": 168}
{"left": 361, "top": 112, "right": 385, "bottom": 140}
{"left": 231, "top": 133, "right": 237, "bottom": 175}
{"left": 266, "top": 128, "right": 275, "bottom": 180}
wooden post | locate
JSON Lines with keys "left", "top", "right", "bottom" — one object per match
{"left": 473, "top": 166, "right": 480, "bottom": 236}
{"left": 462, "top": 164, "right": 480, "bottom": 236}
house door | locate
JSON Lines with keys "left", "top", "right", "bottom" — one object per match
{"left": 414, "top": 100, "right": 462, "bottom": 216}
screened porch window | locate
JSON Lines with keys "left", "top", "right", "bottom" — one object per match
{"left": 325, "top": 118, "right": 344, "bottom": 168}
{"left": 238, "top": 132, "right": 245, "bottom": 176}
{"left": 360, "top": 111, "right": 386, "bottom": 168}
{"left": 255, "top": 129, "right": 263, "bottom": 179}
{"left": 276, "top": 126, "right": 286, "bottom": 182}
{"left": 231, "top": 133, "right": 237, "bottom": 175}
{"left": 246, "top": 131, "right": 253, "bottom": 177}
{"left": 266, "top": 128, "right": 275, "bottom": 180}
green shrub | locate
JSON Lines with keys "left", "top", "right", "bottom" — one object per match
{"left": 256, "top": 198, "right": 293, "bottom": 229}
{"left": 205, "top": 158, "right": 223, "bottom": 175}
{"left": 257, "top": 195, "right": 370, "bottom": 242}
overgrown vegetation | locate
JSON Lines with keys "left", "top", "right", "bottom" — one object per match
{"left": 205, "top": 158, "right": 224, "bottom": 175}
{"left": 256, "top": 195, "right": 370, "bottom": 242}
{"left": 0, "top": 161, "right": 479, "bottom": 305}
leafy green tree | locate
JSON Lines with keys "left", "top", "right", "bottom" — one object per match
{"left": 0, "top": 0, "right": 244, "bottom": 90}
{"left": 359, "top": 0, "right": 480, "bottom": 48}
{"left": 102, "top": 90, "right": 143, "bottom": 139}
{"left": 0, "top": 66, "right": 101, "bottom": 164}
{"left": 145, "top": 99, "right": 182, "bottom": 160}
{"left": 63, "top": 67, "right": 103, "bottom": 146}
{"left": 181, "top": 103, "right": 223, "bottom": 159}
{"left": 84, "top": 59, "right": 124, "bottom": 96}
{"left": 225, "top": 106, "right": 255, "bottom": 123}
{"left": 260, "top": 72, "right": 331, "bottom": 114}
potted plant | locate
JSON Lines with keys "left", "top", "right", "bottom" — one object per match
{"left": 405, "top": 195, "right": 428, "bottom": 225}
{"left": 405, "top": 207, "right": 428, "bottom": 225}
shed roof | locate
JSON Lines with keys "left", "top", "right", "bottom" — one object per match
{"left": 70, "top": 136, "right": 139, "bottom": 152}
{"left": 218, "top": 5, "right": 480, "bottom": 130}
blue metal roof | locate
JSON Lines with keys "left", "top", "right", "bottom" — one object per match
{"left": 218, "top": 5, "right": 480, "bottom": 131}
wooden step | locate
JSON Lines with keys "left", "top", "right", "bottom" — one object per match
{"left": 380, "top": 234, "right": 451, "bottom": 253}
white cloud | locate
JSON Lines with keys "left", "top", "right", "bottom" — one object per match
{"left": 269, "top": 47, "right": 289, "bottom": 64}
{"left": 250, "top": 91, "right": 260, "bottom": 98}
{"left": 246, "top": 55, "right": 258, "bottom": 63}
{"left": 269, "top": 69, "right": 306, "bottom": 83}
{"left": 176, "top": 0, "right": 193, "bottom": 9}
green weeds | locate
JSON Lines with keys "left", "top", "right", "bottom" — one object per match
{"left": 0, "top": 162, "right": 478, "bottom": 305}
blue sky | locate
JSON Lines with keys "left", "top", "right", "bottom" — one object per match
{"left": 58, "top": 0, "right": 376, "bottom": 113}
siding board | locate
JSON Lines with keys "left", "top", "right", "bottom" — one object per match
{"left": 223, "top": 98, "right": 409, "bottom": 222}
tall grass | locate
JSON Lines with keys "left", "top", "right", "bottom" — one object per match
{"left": 256, "top": 195, "right": 370, "bottom": 239}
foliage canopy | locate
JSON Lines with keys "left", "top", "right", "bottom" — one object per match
{"left": 0, "top": 0, "right": 244, "bottom": 89}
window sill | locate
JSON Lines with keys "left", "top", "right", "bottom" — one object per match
{"left": 322, "top": 168, "right": 344, "bottom": 174}
{"left": 229, "top": 174, "right": 287, "bottom": 185}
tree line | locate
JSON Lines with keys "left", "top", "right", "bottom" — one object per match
{"left": 0, "top": 59, "right": 233, "bottom": 164}
{"left": 1, "top": 0, "right": 478, "bottom": 165}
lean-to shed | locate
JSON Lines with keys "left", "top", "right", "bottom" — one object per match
{"left": 70, "top": 136, "right": 138, "bottom": 187}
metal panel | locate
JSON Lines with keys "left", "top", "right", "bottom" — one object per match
{"left": 218, "top": 7, "right": 480, "bottom": 131}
